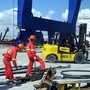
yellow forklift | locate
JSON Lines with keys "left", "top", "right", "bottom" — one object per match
{"left": 42, "top": 23, "right": 88, "bottom": 64}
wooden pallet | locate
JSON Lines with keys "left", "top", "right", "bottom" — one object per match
{"left": 57, "top": 80, "right": 90, "bottom": 90}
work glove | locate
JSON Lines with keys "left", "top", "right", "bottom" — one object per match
{"left": 12, "top": 60, "right": 17, "bottom": 67}
{"left": 34, "top": 56, "right": 36, "bottom": 61}
{"left": 2, "top": 53, "right": 5, "bottom": 56}
{"left": 15, "top": 66, "right": 18, "bottom": 70}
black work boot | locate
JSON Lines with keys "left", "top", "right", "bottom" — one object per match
{"left": 8, "top": 79, "right": 14, "bottom": 84}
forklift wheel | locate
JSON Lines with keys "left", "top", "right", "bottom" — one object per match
{"left": 46, "top": 55, "right": 57, "bottom": 63}
{"left": 74, "top": 53, "right": 85, "bottom": 64}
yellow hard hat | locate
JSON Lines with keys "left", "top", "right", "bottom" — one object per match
{"left": 18, "top": 43, "right": 24, "bottom": 50}
{"left": 30, "top": 35, "right": 36, "bottom": 40}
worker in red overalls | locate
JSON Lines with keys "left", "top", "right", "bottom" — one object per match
{"left": 3, "top": 43, "right": 24, "bottom": 81}
{"left": 26, "top": 35, "right": 46, "bottom": 76}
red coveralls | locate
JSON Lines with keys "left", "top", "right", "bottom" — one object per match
{"left": 3, "top": 46, "right": 18, "bottom": 80}
{"left": 26, "top": 41, "right": 46, "bottom": 75}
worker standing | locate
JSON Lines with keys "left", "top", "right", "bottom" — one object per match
{"left": 26, "top": 35, "right": 46, "bottom": 76}
{"left": 3, "top": 43, "right": 24, "bottom": 82}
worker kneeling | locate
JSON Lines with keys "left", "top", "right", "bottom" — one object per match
{"left": 26, "top": 35, "right": 46, "bottom": 77}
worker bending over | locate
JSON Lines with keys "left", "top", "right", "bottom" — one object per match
{"left": 3, "top": 43, "right": 24, "bottom": 82}
{"left": 26, "top": 35, "right": 46, "bottom": 76}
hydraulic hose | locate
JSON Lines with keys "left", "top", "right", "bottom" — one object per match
{"left": 61, "top": 70, "right": 90, "bottom": 79}
{"left": 0, "top": 65, "right": 70, "bottom": 76}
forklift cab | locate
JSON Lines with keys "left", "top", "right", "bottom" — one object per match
{"left": 56, "top": 33, "right": 78, "bottom": 53}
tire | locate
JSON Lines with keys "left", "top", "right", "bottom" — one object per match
{"left": 74, "top": 53, "right": 85, "bottom": 64}
{"left": 46, "top": 55, "right": 57, "bottom": 63}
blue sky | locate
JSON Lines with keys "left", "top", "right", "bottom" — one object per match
{"left": 32, "top": 0, "right": 68, "bottom": 20}
{"left": 0, "top": 0, "right": 90, "bottom": 19}
{"left": 0, "top": 0, "right": 90, "bottom": 37}
{"left": 0, "top": 0, "right": 17, "bottom": 11}
{"left": 32, "top": 0, "right": 90, "bottom": 20}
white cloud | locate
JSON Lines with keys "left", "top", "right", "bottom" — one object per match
{"left": 0, "top": 12, "right": 3, "bottom": 19}
{"left": 0, "top": 8, "right": 55, "bottom": 38}
{"left": 78, "top": 9, "right": 90, "bottom": 19}
{"left": 43, "top": 15, "right": 51, "bottom": 19}
{"left": 42, "top": 10, "right": 55, "bottom": 19}
{"left": 76, "top": 9, "right": 90, "bottom": 29}
{"left": 32, "top": 9, "right": 41, "bottom": 17}
{"left": 62, "top": 8, "right": 90, "bottom": 30}
{"left": 62, "top": 8, "right": 90, "bottom": 22}
{"left": 3, "top": 7, "right": 87, "bottom": 37}
{"left": 48, "top": 10, "right": 55, "bottom": 15}
{"left": 62, "top": 9, "right": 68, "bottom": 21}
{"left": 0, "top": 8, "right": 18, "bottom": 38}
{"left": 32, "top": 9, "right": 55, "bottom": 19}
{"left": 1, "top": 7, "right": 90, "bottom": 38}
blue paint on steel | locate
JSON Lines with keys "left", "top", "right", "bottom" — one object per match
{"left": 68, "top": 0, "right": 81, "bottom": 25}
{"left": 17, "top": 0, "right": 82, "bottom": 45}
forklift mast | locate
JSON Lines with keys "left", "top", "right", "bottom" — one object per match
{"left": 78, "top": 23, "right": 87, "bottom": 49}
